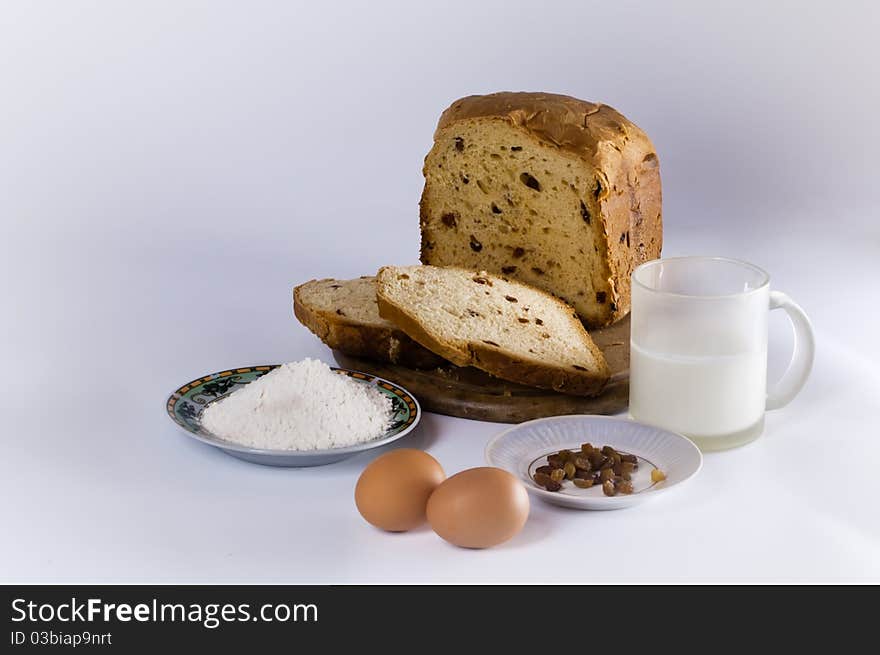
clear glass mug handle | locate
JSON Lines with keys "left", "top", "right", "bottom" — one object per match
{"left": 766, "top": 291, "right": 815, "bottom": 410}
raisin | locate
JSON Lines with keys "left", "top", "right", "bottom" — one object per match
{"left": 441, "top": 212, "right": 457, "bottom": 228}
{"left": 472, "top": 275, "right": 491, "bottom": 285}
{"left": 550, "top": 468, "right": 565, "bottom": 483}
{"left": 501, "top": 265, "right": 517, "bottom": 274}
{"left": 573, "top": 478, "right": 594, "bottom": 489}
{"left": 533, "top": 471, "right": 552, "bottom": 487}
{"left": 619, "top": 232, "right": 626, "bottom": 244}
{"left": 596, "top": 291, "right": 606, "bottom": 303}
{"left": 335, "top": 309, "right": 345, "bottom": 316}
{"left": 535, "top": 465, "right": 553, "bottom": 475}
{"left": 580, "top": 200, "right": 591, "bottom": 224}
{"left": 617, "top": 479, "right": 634, "bottom": 494}
{"left": 469, "top": 235, "right": 483, "bottom": 251}
{"left": 574, "top": 457, "right": 591, "bottom": 471}
{"left": 563, "top": 462, "right": 576, "bottom": 480}
{"left": 519, "top": 172, "right": 541, "bottom": 191}
{"left": 504, "top": 295, "right": 518, "bottom": 303}
{"left": 531, "top": 267, "right": 545, "bottom": 275}
{"left": 535, "top": 318, "right": 543, "bottom": 325}
{"left": 602, "top": 480, "right": 616, "bottom": 496}
{"left": 510, "top": 146, "right": 523, "bottom": 151}
{"left": 544, "top": 480, "right": 562, "bottom": 492}
{"left": 491, "top": 203, "right": 502, "bottom": 214}
{"left": 512, "top": 247, "right": 526, "bottom": 258}
{"left": 454, "top": 136, "right": 464, "bottom": 152}
{"left": 517, "top": 317, "right": 529, "bottom": 323}
{"left": 461, "top": 174, "right": 469, "bottom": 184}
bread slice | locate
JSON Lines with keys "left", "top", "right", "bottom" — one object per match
{"left": 419, "top": 91, "right": 662, "bottom": 328}
{"left": 375, "top": 265, "right": 609, "bottom": 396}
{"left": 293, "top": 276, "right": 446, "bottom": 369}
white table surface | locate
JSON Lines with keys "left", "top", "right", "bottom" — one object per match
{"left": 3, "top": 216, "right": 878, "bottom": 584}
{"left": 2, "top": 1, "right": 878, "bottom": 584}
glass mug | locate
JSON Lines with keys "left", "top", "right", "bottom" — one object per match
{"left": 629, "top": 257, "right": 814, "bottom": 451}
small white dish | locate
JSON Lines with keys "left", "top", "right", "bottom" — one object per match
{"left": 485, "top": 415, "right": 702, "bottom": 510}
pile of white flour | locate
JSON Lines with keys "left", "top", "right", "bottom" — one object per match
{"left": 202, "top": 359, "right": 393, "bottom": 450}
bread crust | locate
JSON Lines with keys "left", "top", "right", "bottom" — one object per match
{"left": 375, "top": 266, "right": 610, "bottom": 397}
{"left": 293, "top": 281, "right": 445, "bottom": 369}
{"left": 421, "top": 91, "right": 662, "bottom": 326}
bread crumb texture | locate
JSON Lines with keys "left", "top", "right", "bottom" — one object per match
{"left": 419, "top": 92, "right": 662, "bottom": 328}
{"left": 293, "top": 277, "right": 446, "bottom": 368}
{"left": 376, "top": 265, "right": 609, "bottom": 396}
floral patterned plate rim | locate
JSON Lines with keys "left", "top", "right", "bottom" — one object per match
{"left": 166, "top": 364, "right": 421, "bottom": 467}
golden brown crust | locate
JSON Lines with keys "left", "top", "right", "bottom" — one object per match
{"left": 375, "top": 266, "right": 610, "bottom": 397}
{"left": 469, "top": 341, "right": 608, "bottom": 397}
{"left": 437, "top": 92, "right": 628, "bottom": 162}
{"left": 428, "top": 91, "right": 662, "bottom": 326}
{"left": 293, "top": 282, "right": 446, "bottom": 369}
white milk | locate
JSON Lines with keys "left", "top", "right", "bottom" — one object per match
{"left": 629, "top": 342, "right": 767, "bottom": 440}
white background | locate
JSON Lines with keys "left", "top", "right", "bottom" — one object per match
{"left": 2, "top": 1, "right": 878, "bottom": 583}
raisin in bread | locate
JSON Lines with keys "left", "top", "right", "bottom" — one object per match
{"left": 375, "top": 265, "right": 609, "bottom": 396}
{"left": 294, "top": 276, "right": 445, "bottom": 369}
{"left": 419, "top": 91, "right": 662, "bottom": 328}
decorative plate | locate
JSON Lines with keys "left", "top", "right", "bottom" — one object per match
{"left": 485, "top": 415, "right": 702, "bottom": 510}
{"left": 166, "top": 365, "right": 421, "bottom": 467}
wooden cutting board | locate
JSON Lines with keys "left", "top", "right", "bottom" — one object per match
{"left": 333, "top": 315, "right": 630, "bottom": 423}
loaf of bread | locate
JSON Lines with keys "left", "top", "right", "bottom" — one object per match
{"left": 293, "top": 276, "right": 446, "bottom": 369}
{"left": 419, "top": 92, "right": 662, "bottom": 328}
{"left": 375, "top": 265, "right": 609, "bottom": 396}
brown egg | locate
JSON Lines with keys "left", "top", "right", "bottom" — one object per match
{"left": 355, "top": 449, "right": 445, "bottom": 532}
{"left": 427, "top": 467, "right": 529, "bottom": 549}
